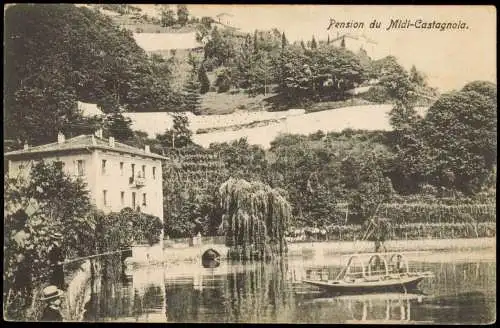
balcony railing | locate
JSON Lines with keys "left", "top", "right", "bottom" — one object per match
{"left": 129, "top": 176, "right": 146, "bottom": 188}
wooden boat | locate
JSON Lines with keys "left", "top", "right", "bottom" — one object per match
{"left": 302, "top": 252, "right": 434, "bottom": 294}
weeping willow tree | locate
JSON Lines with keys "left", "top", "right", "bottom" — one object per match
{"left": 219, "top": 178, "right": 292, "bottom": 261}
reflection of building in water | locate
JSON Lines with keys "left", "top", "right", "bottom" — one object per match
{"left": 339, "top": 294, "right": 432, "bottom": 324}
{"left": 131, "top": 265, "right": 167, "bottom": 322}
{"left": 193, "top": 272, "right": 203, "bottom": 291}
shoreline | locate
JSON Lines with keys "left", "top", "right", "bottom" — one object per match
{"left": 158, "top": 237, "right": 495, "bottom": 264}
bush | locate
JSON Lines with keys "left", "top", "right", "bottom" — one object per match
{"left": 378, "top": 203, "right": 495, "bottom": 224}
{"left": 289, "top": 222, "right": 496, "bottom": 242}
{"left": 359, "top": 86, "right": 393, "bottom": 103}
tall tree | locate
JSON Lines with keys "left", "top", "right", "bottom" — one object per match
{"left": 160, "top": 8, "right": 176, "bottom": 27}
{"left": 176, "top": 4, "right": 189, "bottom": 26}
{"left": 198, "top": 64, "right": 210, "bottom": 94}
{"left": 311, "top": 36, "right": 317, "bottom": 49}
{"left": 219, "top": 178, "right": 291, "bottom": 260}
{"left": 419, "top": 83, "right": 497, "bottom": 193}
{"left": 281, "top": 32, "right": 288, "bottom": 49}
{"left": 5, "top": 4, "right": 177, "bottom": 146}
{"left": 156, "top": 113, "right": 193, "bottom": 149}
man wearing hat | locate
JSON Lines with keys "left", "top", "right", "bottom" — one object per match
{"left": 47, "top": 232, "right": 65, "bottom": 290}
{"left": 40, "top": 285, "right": 64, "bottom": 321}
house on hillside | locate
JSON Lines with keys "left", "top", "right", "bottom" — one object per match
{"left": 329, "top": 33, "right": 377, "bottom": 59}
{"left": 5, "top": 130, "right": 168, "bottom": 260}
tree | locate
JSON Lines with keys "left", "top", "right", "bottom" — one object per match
{"left": 182, "top": 75, "right": 202, "bottom": 114}
{"left": 311, "top": 36, "right": 317, "bottom": 49}
{"left": 156, "top": 113, "right": 193, "bottom": 149}
{"left": 160, "top": 8, "right": 176, "bottom": 27}
{"left": 215, "top": 67, "right": 232, "bottom": 93}
{"left": 219, "top": 178, "right": 291, "bottom": 260}
{"left": 462, "top": 80, "right": 497, "bottom": 102}
{"left": 327, "top": 34, "right": 330, "bottom": 45}
{"left": 409, "top": 65, "right": 426, "bottom": 87}
{"left": 340, "top": 36, "right": 346, "bottom": 48}
{"left": 103, "top": 113, "right": 135, "bottom": 142}
{"left": 198, "top": 64, "right": 210, "bottom": 94}
{"left": 419, "top": 84, "right": 497, "bottom": 193}
{"left": 4, "top": 4, "right": 178, "bottom": 146}
{"left": 342, "top": 154, "right": 394, "bottom": 223}
{"left": 281, "top": 32, "right": 288, "bottom": 49}
{"left": 253, "top": 30, "right": 259, "bottom": 54}
{"left": 203, "top": 27, "right": 237, "bottom": 69}
{"left": 182, "top": 53, "right": 202, "bottom": 113}
{"left": 176, "top": 5, "right": 189, "bottom": 26}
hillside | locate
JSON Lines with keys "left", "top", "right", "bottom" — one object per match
{"left": 191, "top": 104, "right": 429, "bottom": 149}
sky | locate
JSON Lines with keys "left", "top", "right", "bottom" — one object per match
{"left": 137, "top": 5, "right": 496, "bottom": 93}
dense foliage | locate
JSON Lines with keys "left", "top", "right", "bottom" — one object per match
{"left": 4, "top": 4, "right": 180, "bottom": 146}
{"left": 390, "top": 81, "right": 497, "bottom": 194}
{"left": 3, "top": 161, "right": 162, "bottom": 320}
{"left": 219, "top": 178, "right": 291, "bottom": 260}
{"left": 287, "top": 222, "right": 495, "bottom": 242}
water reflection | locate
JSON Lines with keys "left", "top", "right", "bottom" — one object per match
{"left": 87, "top": 251, "right": 495, "bottom": 324}
{"left": 302, "top": 293, "right": 427, "bottom": 323}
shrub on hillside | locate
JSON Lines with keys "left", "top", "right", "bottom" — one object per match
{"left": 359, "top": 86, "right": 393, "bottom": 103}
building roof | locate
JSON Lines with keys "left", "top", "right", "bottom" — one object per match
{"left": 4, "top": 135, "right": 168, "bottom": 160}
{"left": 330, "top": 33, "right": 377, "bottom": 45}
{"left": 133, "top": 32, "right": 203, "bottom": 52}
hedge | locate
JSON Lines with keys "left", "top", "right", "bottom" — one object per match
{"left": 378, "top": 203, "right": 495, "bottom": 224}
{"left": 287, "top": 222, "right": 496, "bottom": 241}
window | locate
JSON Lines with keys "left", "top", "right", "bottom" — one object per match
{"left": 142, "top": 165, "right": 146, "bottom": 178}
{"left": 103, "top": 190, "right": 108, "bottom": 206}
{"left": 120, "top": 162, "right": 124, "bottom": 176}
{"left": 120, "top": 191, "right": 125, "bottom": 206}
{"left": 142, "top": 193, "right": 147, "bottom": 207}
{"left": 132, "top": 192, "right": 136, "bottom": 209}
{"left": 131, "top": 163, "right": 135, "bottom": 179}
{"left": 77, "top": 160, "right": 85, "bottom": 176}
{"left": 101, "top": 160, "right": 107, "bottom": 175}
{"left": 152, "top": 167, "right": 156, "bottom": 180}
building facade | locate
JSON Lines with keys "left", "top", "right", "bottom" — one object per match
{"left": 330, "top": 33, "right": 378, "bottom": 59}
{"left": 5, "top": 131, "right": 167, "bottom": 222}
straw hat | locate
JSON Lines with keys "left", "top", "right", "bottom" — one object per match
{"left": 52, "top": 232, "right": 63, "bottom": 239}
{"left": 40, "top": 285, "right": 63, "bottom": 301}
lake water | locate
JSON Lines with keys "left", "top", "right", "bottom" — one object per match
{"left": 83, "top": 248, "right": 496, "bottom": 324}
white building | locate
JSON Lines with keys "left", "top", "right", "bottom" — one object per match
{"left": 5, "top": 130, "right": 168, "bottom": 261}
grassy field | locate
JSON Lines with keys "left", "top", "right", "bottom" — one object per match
{"left": 199, "top": 91, "right": 275, "bottom": 115}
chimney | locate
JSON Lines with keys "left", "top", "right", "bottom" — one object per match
{"left": 23, "top": 143, "right": 29, "bottom": 150}
{"left": 57, "top": 132, "right": 65, "bottom": 144}
{"left": 109, "top": 136, "right": 115, "bottom": 147}
{"left": 145, "top": 145, "right": 150, "bottom": 153}
{"left": 95, "top": 129, "right": 103, "bottom": 139}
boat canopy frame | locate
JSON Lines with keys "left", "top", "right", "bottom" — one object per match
{"left": 341, "top": 252, "right": 410, "bottom": 280}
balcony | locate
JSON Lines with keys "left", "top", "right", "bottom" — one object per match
{"left": 129, "top": 176, "right": 146, "bottom": 188}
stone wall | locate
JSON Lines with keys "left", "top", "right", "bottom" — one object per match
{"left": 61, "top": 260, "right": 97, "bottom": 321}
